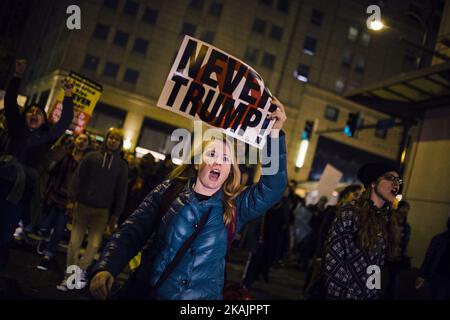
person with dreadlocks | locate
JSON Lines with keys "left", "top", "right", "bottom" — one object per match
{"left": 322, "top": 163, "right": 402, "bottom": 300}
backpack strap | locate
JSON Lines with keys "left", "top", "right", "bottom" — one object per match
{"left": 154, "top": 179, "right": 186, "bottom": 233}
{"left": 226, "top": 206, "right": 237, "bottom": 252}
{"left": 152, "top": 207, "right": 211, "bottom": 293}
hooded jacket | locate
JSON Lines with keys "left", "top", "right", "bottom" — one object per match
{"left": 94, "top": 133, "right": 288, "bottom": 300}
{"left": 69, "top": 131, "right": 128, "bottom": 218}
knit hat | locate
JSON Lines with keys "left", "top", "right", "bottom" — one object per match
{"left": 357, "top": 162, "right": 399, "bottom": 187}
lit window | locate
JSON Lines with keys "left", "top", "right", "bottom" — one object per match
{"left": 303, "top": 36, "right": 317, "bottom": 56}
{"left": 342, "top": 50, "right": 353, "bottom": 67}
{"left": 361, "top": 32, "right": 371, "bottom": 46}
{"left": 294, "top": 64, "right": 309, "bottom": 82}
{"left": 335, "top": 79, "right": 345, "bottom": 92}
{"left": 348, "top": 26, "right": 358, "bottom": 41}
{"left": 324, "top": 106, "right": 339, "bottom": 121}
{"left": 355, "top": 55, "right": 365, "bottom": 74}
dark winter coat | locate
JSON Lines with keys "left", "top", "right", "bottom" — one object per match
{"left": 1, "top": 77, "right": 73, "bottom": 170}
{"left": 69, "top": 131, "right": 128, "bottom": 218}
{"left": 419, "top": 231, "right": 450, "bottom": 281}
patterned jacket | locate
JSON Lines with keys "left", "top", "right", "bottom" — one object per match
{"left": 322, "top": 199, "right": 390, "bottom": 300}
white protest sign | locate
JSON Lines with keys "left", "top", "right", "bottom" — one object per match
{"left": 317, "top": 164, "right": 343, "bottom": 200}
{"left": 157, "top": 35, "right": 276, "bottom": 149}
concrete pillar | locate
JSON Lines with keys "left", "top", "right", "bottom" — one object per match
{"left": 44, "top": 74, "right": 63, "bottom": 113}
{"left": 403, "top": 106, "right": 450, "bottom": 268}
{"left": 122, "top": 112, "right": 144, "bottom": 151}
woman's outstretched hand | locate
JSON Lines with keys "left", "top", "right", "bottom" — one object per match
{"left": 268, "top": 97, "right": 287, "bottom": 137}
{"left": 90, "top": 270, "right": 114, "bottom": 300}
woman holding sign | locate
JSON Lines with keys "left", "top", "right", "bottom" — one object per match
{"left": 89, "top": 98, "right": 287, "bottom": 300}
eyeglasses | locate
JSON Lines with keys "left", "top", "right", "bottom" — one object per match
{"left": 383, "top": 173, "right": 403, "bottom": 185}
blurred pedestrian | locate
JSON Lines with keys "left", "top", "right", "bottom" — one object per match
{"left": 36, "top": 133, "right": 91, "bottom": 271}
{"left": 119, "top": 152, "right": 158, "bottom": 225}
{"left": 304, "top": 184, "right": 362, "bottom": 299}
{"left": 293, "top": 197, "right": 313, "bottom": 270}
{"left": 242, "top": 188, "right": 290, "bottom": 288}
{"left": 0, "top": 59, "right": 74, "bottom": 270}
{"left": 384, "top": 200, "right": 411, "bottom": 299}
{"left": 57, "top": 128, "right": 128, "bottom": 291}
{"left": 299, "top": 196, "right": 328, "bottom": 272}
{"left": 316, "top": 185, "right": 363, "bottom": 259}
{"left": 322, "top": 163, "right": 402, "bottom": 300}
{"left": 415, "top": 217, "right": 450, "bottom": 300}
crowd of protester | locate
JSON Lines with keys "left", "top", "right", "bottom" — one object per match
{"left": 1, "top": 59, "right": 449, "bottom": 300}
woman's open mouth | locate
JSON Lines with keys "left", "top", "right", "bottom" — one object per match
{"left": 208, "top": 169, "right": 221, "bottom": 181}
{"left": 391, "top": 187, "right": 399, "bottom": 196}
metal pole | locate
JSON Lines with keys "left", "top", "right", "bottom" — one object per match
{"left": 397, "top": 121, "right": 412, "bottom": 177}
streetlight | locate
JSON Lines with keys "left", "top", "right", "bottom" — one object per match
{"left": 370, "top": 20, "right": 384, "bottom": 31}
{"left": 368, "top": 11, "right": 429, "bottom": 67}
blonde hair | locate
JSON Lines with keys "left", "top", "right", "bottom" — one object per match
{"left": 170, "top": 134, "right": 244, "bottom": 226}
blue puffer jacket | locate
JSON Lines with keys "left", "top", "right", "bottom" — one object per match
{"left": 95, "top": 134, "right": 287, "bottom": 300}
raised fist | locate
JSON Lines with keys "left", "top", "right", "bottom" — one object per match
{"left": 61, "top": 78, "right": 74, "bottom": 96}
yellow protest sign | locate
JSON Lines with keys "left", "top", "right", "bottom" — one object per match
{"left": 49, "top": 71, "right": 103, "bottom": 134}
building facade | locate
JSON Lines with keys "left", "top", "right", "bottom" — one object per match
{"left": 12, "top": 0, "right": 439, "bottom": 180}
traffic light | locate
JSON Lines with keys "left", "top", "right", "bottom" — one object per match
{"left": 302, "top": 120, "right": 314, "bottom": 140}
{"left": 344, "top": 112, "right": 360, "bottom": 137}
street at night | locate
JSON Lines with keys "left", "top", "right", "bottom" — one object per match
{"left": 0, "top": 0, "right": 449, "bottom": 314}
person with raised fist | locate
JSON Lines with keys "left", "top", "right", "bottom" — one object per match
{"left": 0, "top": 59, "right": 74, "bottom": 270}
